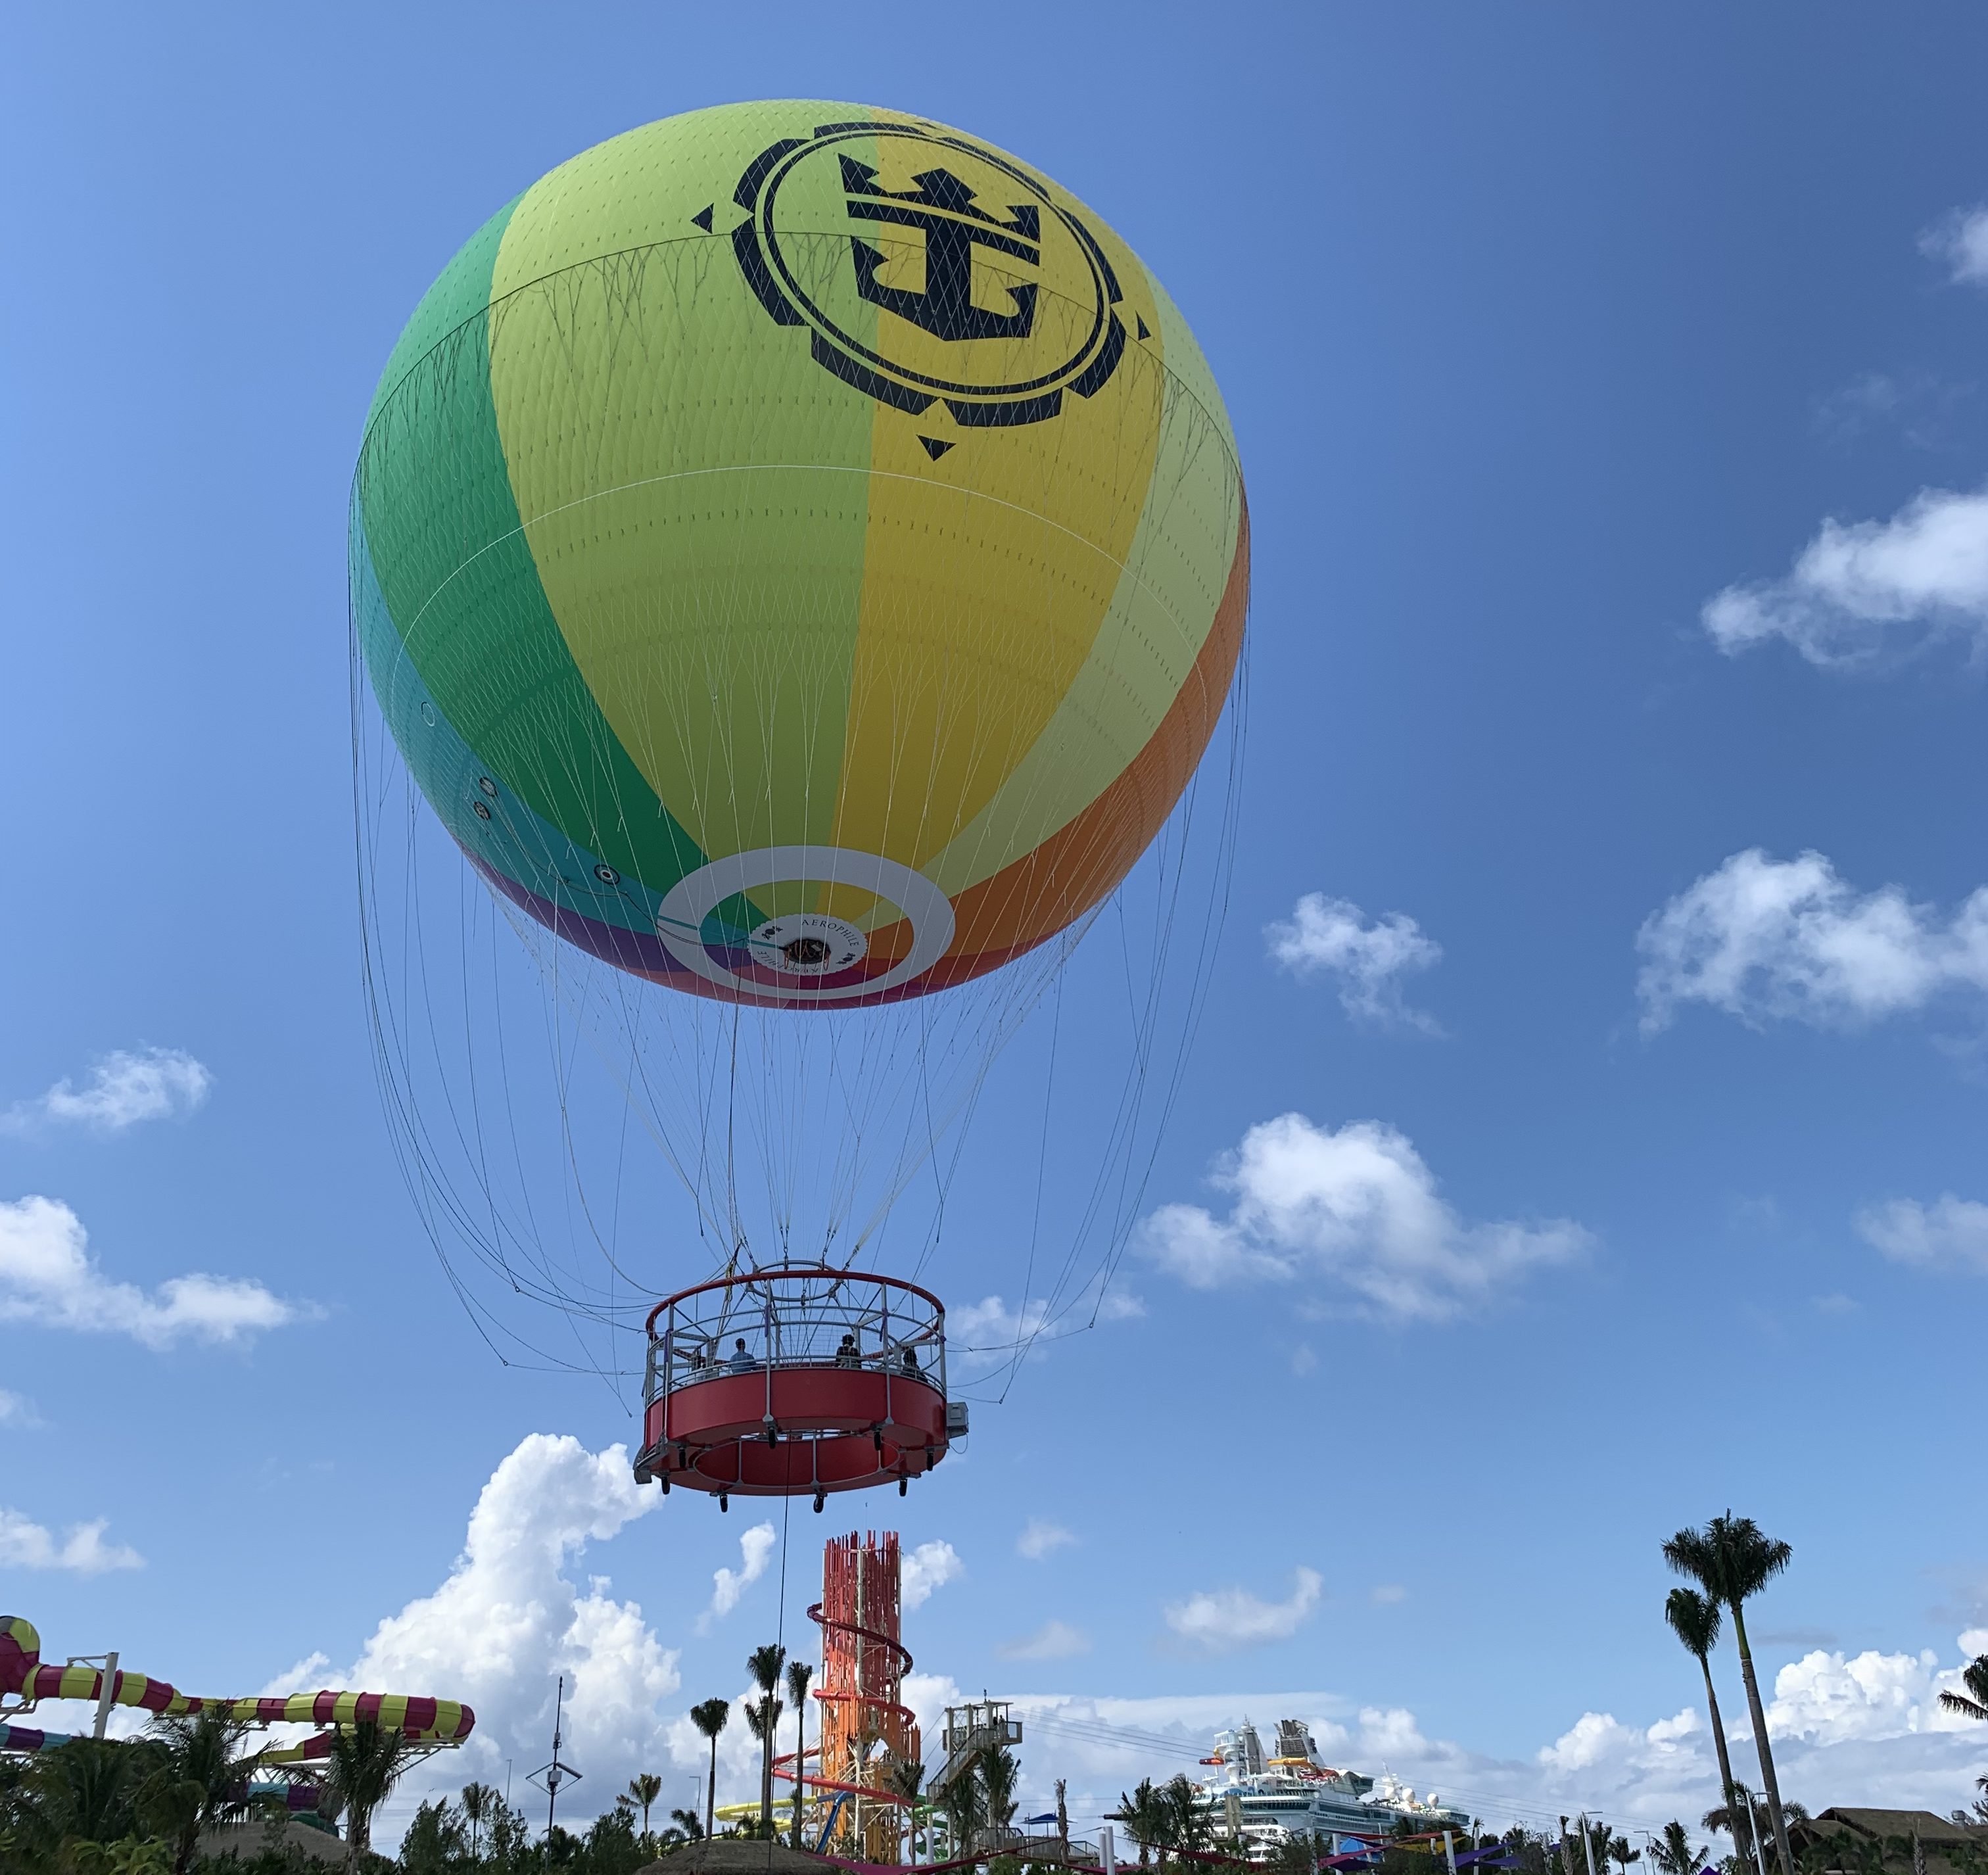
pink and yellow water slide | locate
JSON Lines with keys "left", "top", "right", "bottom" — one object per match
{"left": 0, "top": 1617, "right": 474, "bottom": 1760}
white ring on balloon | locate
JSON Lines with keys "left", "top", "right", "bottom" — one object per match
{"left": 655, "top": 845, "right": 957, "bottom": 1003}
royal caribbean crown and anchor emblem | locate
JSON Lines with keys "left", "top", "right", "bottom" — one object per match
{"left": 728, "top": 118, "right": 1133, "bottom": 431}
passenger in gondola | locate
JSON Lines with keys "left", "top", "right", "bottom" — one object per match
{"left": 728, "top": 1336, "right": 757, "bottom": 1375}
{"left": 835, "top": 1332, "right": 862, "bottom": 1369}
{"left": 898, "top": 1342, "right": 920, "bottom": 1377}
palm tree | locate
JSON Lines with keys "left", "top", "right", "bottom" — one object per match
{"left": 1665, "top": 1515, "right": 1796, "bottom": 1875}
{"left": 627, "top": 1772, "right": 664, "bottom": 1850}
{"left": 747, "top": 1645, "right": 787, "bottom": 1832}
{"left": 692, "top": 1697, "right": 732, "bottom": 1841}
{"left": 745, "top": 1694, "right": 785, "bottom": 1836}
{"left": 1160, "top": 1774, "right": 1213, "bottom": 1864}
{"left": 462, "top": 1782, "right": 499, "bottom": 1864}
{"left": 672, "top": 1805, "right": 707, "bottom": 1841}
{"left": 1114, "top": 1778, "right": 1166, "bottom": 1868}
{"left": 1940, "top": 1653, "right": 1988, "bottom": 1725}
{"left": 145, "top": 1705, "right": 257, "bottom": 1875}
{"left": 319, "top": 1720, "right": 414, "bottom": 1871}
{"left": 786, "top": 1659, "right": 815, "bottom": 1851}
{"left": 1649, "top": 1822, "right": 1708, "bottom": 1875}
{"left": 1666, "top": 1588, "right": 1751, "bottom": 1866}
{"left": 977, "top": 1741, "right": 1020, "bottom": 1843}
{"left": 944, "top": 1760, "right": 987, "bottom": 1862}
{"left": 888, "top": 1755, "right": 926, "bottom": 1865}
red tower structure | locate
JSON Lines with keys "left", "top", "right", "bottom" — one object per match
{"left": 811, "top": 1532, "right": 919, "bottom": 1863}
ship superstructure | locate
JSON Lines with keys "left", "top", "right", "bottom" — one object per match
{"left": 1195, "top": 1719, "right": 1468, "bottom": 1856}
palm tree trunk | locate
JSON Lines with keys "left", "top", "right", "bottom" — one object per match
{"left": 1697, "top": 1658, "right": 1753, "bottom": 1864}
{"left": 792, "top": 1704, "right": 806, "bottom": 1851}
{"left": 762, "top": 1704, "right": 774, "bottom": 1832}
{"left": 707, "top": 1740, "right": 719, "bottom": 1840}
{"left": 1728, "top": 1603, "right": 1793, "bottom": 1875}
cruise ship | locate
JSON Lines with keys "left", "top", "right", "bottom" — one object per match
{"left": 1193, "top": 1719, "right": 1470, "bottom": 1854}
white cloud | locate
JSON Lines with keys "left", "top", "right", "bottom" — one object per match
{"left": 999, "top": 1620, "right": 1091, "bottom": 1662}
{"left": 1164, "top": 1567, "right": 1323, "bottom": 1654}
{"left": 343, "top": 1435, "right": 686, "bottom": 1830}
{"left": 948, "top": 1294, "right": 1051, "bottom": 1364}
{"left": 1702, "top": 485, "right": 1988, "bottom": 666}
{"left": 1764, "top": 1644, "right": 1979, "bottom": 1745}
{"left": 3, "top": 1047, "right": 212, "bottom": 1135}
{"left": 1856, "top": 1194, "right": 1988, "bottom": 1275}
{"left": 1140, "top": 1114, "right": 1588, "bottom": 1322}
{"left": 0, "top": 1195, "right": 300, "bottom": 1348}
{"left": 1371, "top": 1583, "right": 1407, "bottom": 1605}
{"left": 1921, "top": 205, "right": 1988, "bottom": 287}
{"left": 698, "top": 1521, "right": 776, "bottom": 1634}
{"left": 0, "top": 1507, "right": 143, "bottom": 1573}
{"left": 1636, "top": 849, "right": 1988, "bottom": 1032}
{"left": 1018, "top": 1518, "right": 1076, "bottom": 1561}
{"left": 902, "top": 1539, "right": 964, "bottom": 1609}
{"left": 0, "top": 1390, "right": 40, "bottom": 1429}
{"left": 1267, "top": 894, "right": 1443, "bottom": 1032}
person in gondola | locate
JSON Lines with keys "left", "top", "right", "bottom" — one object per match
{"left": 835, "top": 1332, "right": 861, "bottom": 1369}
{"left": 898, "top": 1342, "right": 920, "bottom": 1377}
{"left": 728, "top": 1336, "right": 757, "bottom": 1375}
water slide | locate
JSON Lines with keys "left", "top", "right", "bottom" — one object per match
{"left": 0, "top": 1617, "right": 475, "bottom": 1762}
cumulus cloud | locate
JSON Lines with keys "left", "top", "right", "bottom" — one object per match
{"left": 1164, "top": 1567, "right": 1323, "bottom": 1653}
{"left": 1018, "top": 1518, "right": 1076, "bottom": 1561}
{"left": 0, "top": 1195, "right": 300, "bottom": 1348}
{"left": 1855, "top": 1194, "right": 1988, "bottom": 1275}
{"left": 343, "top": 1435, "right": 687, "bottom": 1832}
{"left": 1139, "top": 1114, "right": 1588, "bottom": 1322}
{"left": 698, "top": 1521, "right": 776, "bottom": 1633}
{"left": 1636, "top": 849, "right": 1988, "bottom": 1033}
{"left": 902, "top": 1539, "right": 964, "bottom": 1610}
{"left": 1922, "top": 205, "right": 1988, "bottom": 287}
{"left": 3, "top": 1047, "right": 212, "bottom": 1136}
{"left": 1267, "top": 895, "right": 1443, "bottom": 1032}
{"left": 1765, "top": 1643, "right": 1981, "bottom": 1745}
{"left": 948, "top": 1294, "right": 1051, "bottom": 1365}
{"left": 999, "top": 1620, "right": 1091, "bottom": 1662}
{"left": 0, "top": 1507, "right": 143, "bottom": 1573}
{"left": 1701, "top": 485, "right": 1988, "bottom": 666}
{"left": 0, "top": 1389, "right": 40, "bottom": 1429}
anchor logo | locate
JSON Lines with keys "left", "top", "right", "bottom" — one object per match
{"left": 840, "top": 158, "right": 1040, "bottom": 344}
{"left": 724, "top": 120, "right": 1132, "bottom": 430}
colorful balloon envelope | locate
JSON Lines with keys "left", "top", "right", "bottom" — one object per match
{"left": 352, "top": 100, "right": 1247, "bottom": 1010}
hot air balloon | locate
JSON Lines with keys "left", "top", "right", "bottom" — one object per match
{"left": 352, "top": 101, "right": 1246, "bottom": 1504}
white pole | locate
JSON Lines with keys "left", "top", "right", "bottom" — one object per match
{"left": 91, "top": 1652, "right": 119, "bottom": 1742}
{"left": 1444, "top": 1831, "right": 1457, "bottom": 1875}
{"left": 1103, "top": 1824, "right": 1117, "bottom": 1875}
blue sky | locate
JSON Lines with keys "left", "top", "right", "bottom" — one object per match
{"left": 6, "top": 0, "right": 1988, "bottom": 1846}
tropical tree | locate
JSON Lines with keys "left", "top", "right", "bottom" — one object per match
{"left": 786, "top": 1659, "right": 815, "bottom": 1851}
{"left": 620, "top": 1772, "right": 663, "bottom": 1853}
{"left": 673, "top": 1805, "right": 707, "bottom": 1841}
{"left": 745, "top": 1694, "right": 786, "bottom": 1836}
{"left": 22, "top": 1737, "right": 164, "bottom": 1862}
{"left": 462, "top": 1781, "right": 500, "bottom": 1863}
{"left": 944, "top": 1761, "right": 988, "bottom": 1861}
{"left": 1649, "top": 1822, "right": 1709, "bottom": 1875}
{"left": 1159, "top": 1774, "right": 1214, "bottom": 1864}
{"left": 1941, "top": 1653, "right": 1988, "bottom": 1726}
{"left": 318, "top": 1719, "right": 414, "bottom": 1870}
{"left": 747, "top": 1645, "right": 787, "bottom": 1832}
{"left": 144, "top": 1705, "right": 257, "bottom": 1875}
{"left": 1665, "top": 1515, "right": 1797, "bottom": 1875}
{"left": 1114, "top": 1778, "right": 1166, "bottom": 1868}
{"left": 692, "top": 1697, "right": 732, "bottom": 1841}
{"left": 888, "top": 1755, "right": 926, "bottom": 1865}
{"left": 1703, "top": 1796, "right": 1807, "bottom": 1875}
{"left": 1666, "top": 1590, "right": 1752, "bottom": 1866}
{"left": 977, "top": 1742, "right": 1020, "bottom": 1842}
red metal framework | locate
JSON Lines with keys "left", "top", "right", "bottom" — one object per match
{"left": 634, "top": 1268, "right": 951, "bottom": 1504}
{"left": 814, "top": 1531, "right": 918, "bottom": 1863}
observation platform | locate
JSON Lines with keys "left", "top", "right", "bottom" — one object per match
{"left": 633, "top": 1268, "right": 961, "bottom": 1506}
